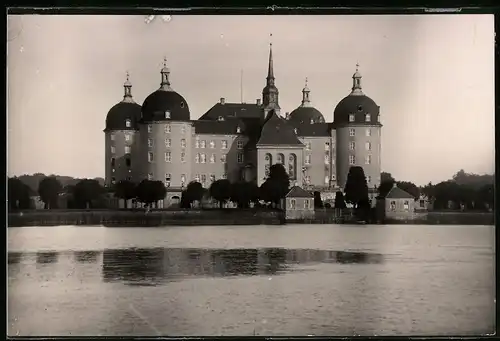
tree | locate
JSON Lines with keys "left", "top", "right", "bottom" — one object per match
{"left": 477, "top": 183, "right": 494, "bottom": 210}
{"left": 136, "top": 180, "right": 166, "bottom": 208}
{"left": 313, "top": 191, "right": 324, "bottom": 208}
{"left": 184, "top": 181, "right": 205, "bottom": 207}
{"left": 72, "top": 179, "right": 106, "bottom": 209}
{"left": 396, "top": 181, "right": 419, "bottom": 200}
{"left": 378, "top": 180, "right": 395, "bottom": 198}
{"left": 230, "top": 181, "right": 260, "bottom": 208}
{"left": 260, "top": 164, "right": 290, "bottom": 207}
{"left": 38, "top": 176, "right": 63, "bottom": 209}
{"left": 334, "top": 191, "right": 347, "bottom": 209}
{"left": 180, "top": 190, "right": 191, "bottom": 208}
{"left": 8, "top": 177, "right": 32, "bottom": 210}
{"left": 209, "top": 179, "right": 232, "bottom": 208}
{"left": 381, "top": 172, "right": 395, "bottom": 183}
{"left": 113, "top": 180, "right": 137, "bottom": 208}
{"left": 344, "top": 166, "right": 369, "bottom": 208}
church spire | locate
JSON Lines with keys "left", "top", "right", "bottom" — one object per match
{"left": 160, "top": 56, "right": 173, "bottom": 91}
{"left": 267, "top": 39, "right": 274, "bottom": 82}
{"left": 122, "top": 71, "right": 135, "bottom": 103}
{"left": 301, "top": 77, "right": 311, "bottom": 107}
{"left": 350, "top": 62, "right": 364, "bottom": 95}
{"left": 262, "top": 34, "right": 280, "bottom": 112}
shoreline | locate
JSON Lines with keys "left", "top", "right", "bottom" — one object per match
{"left": 7, "top": 209, "right": 494, "bottom": 227}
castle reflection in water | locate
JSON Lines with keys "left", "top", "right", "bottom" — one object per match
{"left": 8, "top": 248, "right": 384, "bottom": 286}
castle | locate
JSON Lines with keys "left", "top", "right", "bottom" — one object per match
{"left": 104, "top": 43, "right": 382, "bottom": 206}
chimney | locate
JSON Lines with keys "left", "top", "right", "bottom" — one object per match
{"left": 220, "top": 97, "right": 225, "bottom": 105}
{"left": 256, "top": 99, "right": 262, "bottom": 106}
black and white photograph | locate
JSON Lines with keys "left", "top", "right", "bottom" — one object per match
{"left": 7, "top": 12, "right": 495, "bottom": 336}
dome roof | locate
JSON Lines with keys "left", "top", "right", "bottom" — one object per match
{"left": 141, "top": 90, "right": 190, "bottom": 122}
{"left": 105, "top": 101, "right": 142, "bottom": 131}
{"left": 333, "top": 94, "right": 380, "bottom": 125}
{"left": 289, "top": 106, "right": 325, "bottom": 125}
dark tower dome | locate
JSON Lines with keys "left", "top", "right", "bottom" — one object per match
{"left": 141, "top": 57, "right": 191, "bottom": 122}
{"left": 104, "top": 72, "right": 141, "bottom": 131}
{"left": 289, "top": 78, "right": 325, "bottom": 125}
{"left": 333, "top": 63, "right": 381, "bottom": 126}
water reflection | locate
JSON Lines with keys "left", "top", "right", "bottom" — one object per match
{"left": 36, "top": 251, "right": 59, "bottom": 264}
{"left": 8, "top": 252, "right": 22, "bottom": 264}
{"left": 101, "top": 247, "right": 384, "bottom": 286}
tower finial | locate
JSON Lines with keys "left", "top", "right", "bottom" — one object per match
{"left": 301, "top": 77, "right": 311, "bottom": 107}
{"left": 267, "top": 35, "right": 274, "bottom": 80}
{"left": 356, "top": 62, "right": 359, "bottom": 72}
{"left": 160, "top": 57, "right": 172, "bottom": 91}
{"left": 351, "top": 62, "right": 363, "bottom": 95}
{"left": 123, "top": 71, "right": 134, "bottom": 102}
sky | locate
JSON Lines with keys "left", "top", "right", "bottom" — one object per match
{"left": 7, "top": 14, "right": 495, "bottom": 186}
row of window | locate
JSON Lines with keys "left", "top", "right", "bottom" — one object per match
{"left": 303, "top": 175, "right": 337, "bottom": 185}
{"left": 146, "top": 173, "right": 226, "bottom": 184}
{"left": 349, "top": 155, "right": 372, "bottom": 165}
{"left": 289, "top": 198, "right": 312, "bottom": 210}
{"left": 148, "top": 124, "right": 185, "bottom": 134}
{"left": 147, "top": 152, "right": 244, "bottom": 164}
{"left": 195, "top": 139, "right": 243, "bottom": 150}
{"left": 350, "top": 128, "right": 372, "bottom": 137}
{"left": 110, "top": 134, "right": 132, "bottom": 142}
{"left": 389, "top": 200, "right": 411, "bottom": 211}
{"left": 348, "top": 141, "right": 372, "bottom": 151}
{"left": 149, "top": 138, "right": 187, "bottom": 148}
{"left": 349, "top": 113, "right": 372, "bottom": 122}
{"left": 305, "top": 141, "right": 334, "bottom": 151}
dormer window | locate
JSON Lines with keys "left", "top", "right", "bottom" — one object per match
{"left": 125, "top": 119, "right": 131, "bottom": 128}
{"left": 294, "top": 128, "right": 298, "bottom": 134}
{"left": 180, "top": 102, "right": 185, "bottom": 108}
{"left": 357, "top": 105, "right": 363, "bottom": 112}
{"left": 165, "top": 111, "right": 171, "bottom": 119}
{"left": 365, "top": 113, "right": 371, "bottom": 122}
{"left": 310, "top": 118, "right": 314, "bottom": 124}
{"left": 218, "top": 116, "right": 224, "bottom": 121}
{"left": 349, "top": 114, "right": 355, "bottom": 122}
{"left": 236, "top": 126, "right": 241, "bottom": 133}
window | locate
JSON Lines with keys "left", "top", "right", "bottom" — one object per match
{"left": 222, "top": 173, "right": 227, "bottom": 179}
{"left": 181, "top": 125, "right": 186, "bottom": 134}
{"left": 221, "top": 154, "right": 227, "bottom": 163}
{"left": 357, "top": 105, "right": 363, "bottom": 112}
{"left": 200, "top": 140, "right": 206, "bottom": 149}
{"left": 367, "top": 175, "right": 372, "bottom": 183}
{"left": 365, "top": 142, "right": 371, "bottom": 151}
{"left": 349, "top": 155, "right": 355, "bottom": 165}
{"left": 195, "top": 138, "right": 200, "bottom": 149}
{"left": 195, "top": 153, "right": 200, "bottom": 163}
{"left": 390, "top": 201, "right": 396, "bottom": 211}
{"left": 125, "top": 134, "right": 131, "bottom": 141}
{"left": 306, "top": 142, "right": 311, "bottom": 150}
{"left": 305, "top": 155, "right": 311, "bottom": 165}
{"left": 324, "top": 175, "right": 329, "bottom": 184}
{"left": 324, "top": 153, "right": 330, "bottom": 164}
{"left": 165, "top": 138, "right": 171, "bottom": 148}
{"left": 124, "top": 146, "right": 131, "bottom": 154}
{"left": 165, "top": 173, "right": 171, "bottom": 187}
{"left": 148, "top": 138, "right": 154, "bottom": 148}
{"left": 365, "top": 155, "right": 371, "bottom": 164}
{"left": 236, "top": 126, "right": 241, "bottom": 133}
{"left": 221, "top": 140, "right": 228, "bottom": 149}
{"left": 403, "top": 200, "right": 410, "bottom": 211}
{"left": 125, "top": 158, "right": 131, "bottom": 167}
{"left": 110, "top": 158, "right": 116, "bottom": 167}
{"left": 331, "top": 174, "right": 336, "bottom": 181}
{"left": 181, "top": 152, "right": 186, "bottom": 162}
{"left": 112, "top": 168, "right": 116, "bottom": 173}
{"left": 180, "top": 102, "right": 185, "bottom": 108}
{"left": 237, "top": 140, "right": 244, "bottom": 149}
{"left": 200, "top": 153, "right": 206, "bottom": 163}
{"left": 304, "top": 199, "right": 310, "bottom": 209}
{"left": 349, "top": 128, "right": 355, "bottom": 136}
{"left": 325, "top": 142, "right": 330, "bottom": 151}
{"left": 366, "top": 128, "right": 371, "bottom": 137}
{"left": 419, "top": 199, "right": 425, "bottom": 208}
{"left": 165, "top": 124, "right": 171, "bottom": 133}
{"left": 165, "top": 111, "right": 171, "bottom": 119}
{"left": 165, "top": 152, "right": 171, "bottom": 162}
{"left": 349, "top": 114, "right": 355, "bottom": 122}
{"left": 210, "top": 174, "right": 216, "bottom": 182}
{"left": 110, "top": 134, "right": 115, "bottom": 141}
{"left": 201, "top": 174, "right": 207, "bottom": 184}
{"left": 294, "top": 128, "right": 298, "bottom": 134}
{"left": 125, "top": 119, "right": 131, "bottom": 128}
{"left": 181, "top": 174, "right": 186, "bottom": 185}
{"left": 349, "top": 141, "right": 355, "bottom": 150}
{"left": 365, "top": 114, "right": 371, "bottom": 122}
{"left": 194, "top": 174, "right": 200, "bottom": 182}
{"left": 110, "top": 146, "right": 116, "bottom": 154}
{"left": 111, "top": 177, "right": 116, "bottom": 184}
{"left": 209, "top": 140, "right": 215, "bottom": 148}
{"left": 148, "top": 152, "right": 154, "bottom": 162}
{"left": 265, "top": 154, "right": 271, "bottom": 162}
{"left": 290, "top": 199, "right": 296, "bottom": 209}
{"left": 237, "top": 153, "right": 244, "bottom": 163}
{"left": 218, "top": 116, "right": 224, "bottom": 121}
{"left": 181, "top": 139, "right": 186, "bottom": 148}
{"left": 277, "top": 153, "right": 284, "bottom": 164}
{"left": 148, "top": 173, "right": 153, "bottom": 180}
{"left": 210, "top": 154, "right": 215, "bottom": 163}
{"left": 288, "top": 153, "right": 297, "bottom": 180}
{"left": 147, "top": 124, "right": 152, "bottom": 133}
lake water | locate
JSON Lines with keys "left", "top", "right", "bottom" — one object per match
{"left": 7, "top": 224, "right": 495, "bottom": 336}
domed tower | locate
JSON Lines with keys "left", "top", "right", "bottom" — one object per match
{"left": 333, "top": 64, "right": 382, "bottom": 190}
{"left": 104, "top": 72, "right": 141, "bottom": 187}
{"left": 288, "top": 78, "right": 325, "bottom": 125}
{"left": 139, "top": 58, "right": 193, "bottom": 190}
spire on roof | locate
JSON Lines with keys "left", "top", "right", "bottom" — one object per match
{"left": 351, "top": 62, "right": 364, "bottom": 95}
{"left": 267, "top": 33, "right": 274, "bottom": 81}
{"left": 122, "top": 71, "right": 135, "bottom": 103}
{"left": 160, "top": 56, "right": 172, "bottom": 91}
{"left": 301, "top": 77, "right": 311, "bottom": 107}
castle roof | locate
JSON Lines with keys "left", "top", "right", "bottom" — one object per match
{"left": 286, "top": 186, "right": 314, "bottom": 198}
